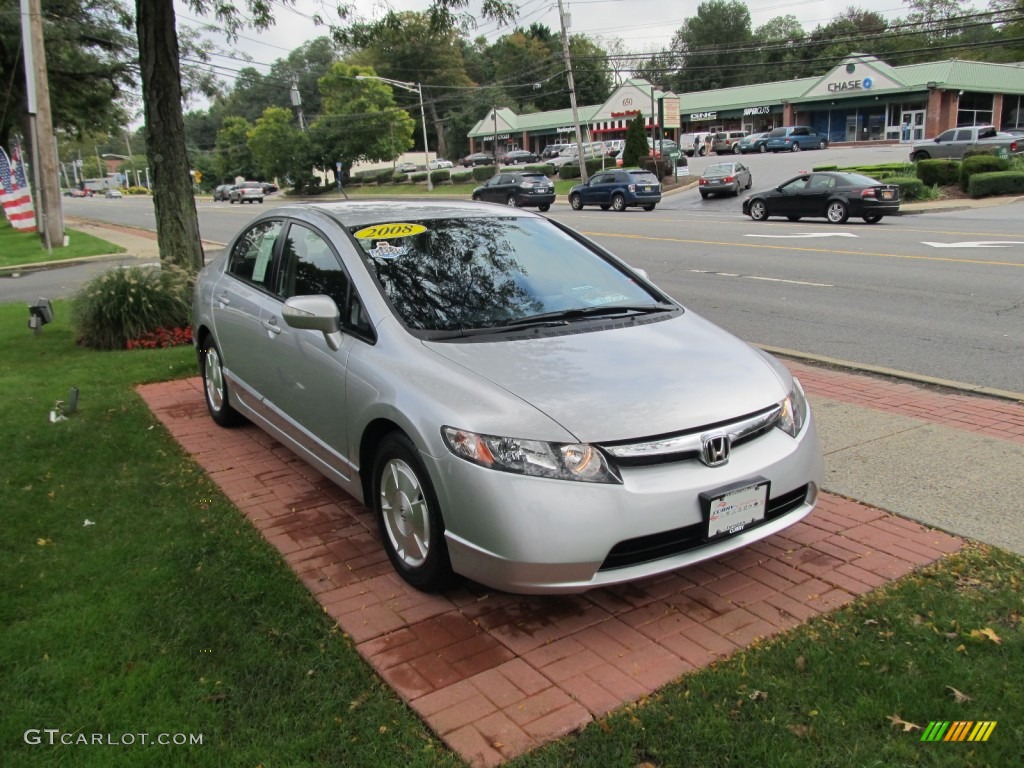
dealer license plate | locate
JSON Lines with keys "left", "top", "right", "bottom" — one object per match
{"left": 702, "top": 479, "right": 769, "bottom": 540}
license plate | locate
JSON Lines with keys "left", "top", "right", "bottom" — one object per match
{"left": 643, "top": 186, "right": 651, "bottom": 191}
{"left": 881, "top": 189, "right": 894, "bottom": 199}
{"left": 701, "top": 479, "right": 769, "bottom": 540}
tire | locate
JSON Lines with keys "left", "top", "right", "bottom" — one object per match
{"left": 698, "top": 146, "right": 707, "bottom": 157}
{"left": 863, "top": 214, "right": 883, "bottom": 223}
{"left": 538, "top": 204, "right": 550, "bottom": 212}
{"left": 599, "top": 204, "right": 610, "bottom": 210}
{"left": 506, "top": 194, "right": 519, "bottom": 207}
{"left": 200, "top": 336, "right": 243, "bottom": 428}
{"left": 229, "top": 198, "right": 235, "bottom": 204}
{"left": 787, "top": 215, "right": 801, "bottom": 221}
{"left": 826, "top": 200, "right": 849, "bottom": 224}
{"left": 471, "top": 194, "right": 480, "bottom": 201}
{"left": 569, "top": 193, "right": 583, "bottom": 210}
{"left": 759, "top": 144, "right": 766, "bottom": 153}
{"left": 611, "top": 194, "right": 626, "bottom": 212}
{"left": 700, "top": 192, "right": 709, "bottom": 199}
{"left": 912, "top": 151, "right": 930, "bottom": 161}
{"left": 818, "top": 140, "right": 827, "bottom": 149}
{"left": 373, "top": 432, "right": 454, "bottom": 592}
{"left": 258, "top": 199, "right": 264, "bottom": 204}
{"left": 791, "top": 142, "right": 801, "bottom": 152}
{"left": 642, "top": 204, "right": 655, "bottom": 211}
{"left": 746, "top": 177, "right": 752, "bottom": 189}
{"left": 748, "top": 199, "right": 769, "bottom": 221}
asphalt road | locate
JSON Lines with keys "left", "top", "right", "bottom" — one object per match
{"left": 14, "top": 145, "right": 1024, "bottom": 393}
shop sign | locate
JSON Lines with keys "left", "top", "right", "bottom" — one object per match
{"left": 491, "top": 133, "right": 510, "bottom": 140}
{"left": 743, "top": 105, "right": 773, "bottom": 116}
{"left": 556, "top": 126, "right": 575, "bottom": 133}
{"left": 662, "top": 95, "right": 680, "bottom": 128}
{"left": 827, "top": 77, "right": 873, "bottom": 93}
{"left": 689, "top": 111, "right": 717, "bottom": 120}
{"left": 610, "top": 110, "right": 641, "bottom": 118}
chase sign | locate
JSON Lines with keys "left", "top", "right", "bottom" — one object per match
{"left": 827, "top": 76, "right": 873, "bottom": 93}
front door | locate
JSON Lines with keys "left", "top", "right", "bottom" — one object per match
{"left": 901, "top": 110, "right": 925, "bottom": 142}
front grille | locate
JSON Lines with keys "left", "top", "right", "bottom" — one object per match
{"left": 598, "top": 484, "right": 809, "bottom": 571}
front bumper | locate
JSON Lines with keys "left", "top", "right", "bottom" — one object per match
{"left": 428, "top": 412, "right": 825, "bottom": 594}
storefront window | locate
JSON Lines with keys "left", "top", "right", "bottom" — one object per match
{"left": 1002, "top": 95, "right": 1024, "bottom": 129}
{"left": 957, "top": 92, "right": 993, "bottom": 126}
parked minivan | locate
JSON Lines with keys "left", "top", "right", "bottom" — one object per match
{"left": 711, "top": 130, "right": 750, "bottom": 154}
{"left": 765, "top": 126, "right": 829, "bottom": 152}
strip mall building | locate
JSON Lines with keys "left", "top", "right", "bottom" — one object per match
{"left": 467, "top": 53, "right": 1024, "bottom": 156}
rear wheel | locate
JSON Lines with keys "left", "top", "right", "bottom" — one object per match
{"left": 506, "top": 194, "right": 519, "bottom": 207}
{"left": 599, "top": 204, "right": 611, "bottom": 210}
{"left": 826, "top": 200, "right": 849, "bottom": 224}
{"left": 373, "top": 432, "right": 454, "bottom": 592}
{"left": 538, "top": 204, "right": 550, "bottom": 212}
{"left": 863, "top": 213, "right": 883, "bottom": 223}
{"left": 642, "top": 204, "right": 656, "bottom": 211}
{"left": 748, "top": 199, "right": 769, "bottom": 221}
{"left": 791, "top": 142, "right": 802, "bottom": 152}
{"left": 700, "top": 192, "right": 709, "bottom": 199}
{"left": 611, "top": 194, "right": 626, "bottom": 212}
{"left": 818, "top": 140, "right": 827, "bottom": 149}
{"left": 759, "top": 144, "right": 766, "bottom": 153}
{"left": 569, "top": 193, "right": 583, "bottom": 210}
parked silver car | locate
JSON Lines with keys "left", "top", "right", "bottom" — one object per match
{"left": 229, "top": 181, "right": 264, "bottom": 204}
{"left": 192, "top": 201, "right": 824, "bottom": 594}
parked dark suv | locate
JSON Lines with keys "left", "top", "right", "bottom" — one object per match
{"left": 568, "top": 169, "right": 662, "bottom": 212}
{"left": 471, "top": 171, "right": 555, "bottom": 210}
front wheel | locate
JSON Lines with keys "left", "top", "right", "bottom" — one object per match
{"left": 200, "top": 337, "right": 243, "bottom": 428}
{"left": 759, "top": 144, "right": 766, "bottom": 153}
{"left": 826, "top": 200, "right": 849, "bottom": 224}
{"left": 863, "top": 214, "right": 883, "bottom": 223}
{"left": 569, "top": 193, "right": 583, "bottom": 210}
{"left": 373, "top": 433, "right": 454, "bottom": 592}
{"left": 611, "top": 194, "right": 626, "bottom": 212}
{"left": 748, "top": 199, "right": 769, "bottom": 221}
{"left": 818, "top": 140, "right": 827, "bottom": 149}
{"left": 912, "top": 151, "right": 930, "bottom": 162}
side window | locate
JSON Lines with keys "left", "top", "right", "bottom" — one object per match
{"left": 783, "top": 177, "right": 809, "bottom": 192}
{"left": 955, "top": 129, "right": 973, "bottom": 141}
{"left": 277, "top": 223, "right": 351, "bottom": 307}
{"left": 936, "top": 129, "right": 955, "bottom": 142}
{"left": 794, "top": 127, "right": 808, "bottom": 136}
{"left": 227, "top": 219, "right": 283, "bottom": 288}
{"left": 593, "top": 173, "right": 614, "bottom": 184}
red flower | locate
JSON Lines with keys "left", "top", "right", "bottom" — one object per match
{"left": 126, "top": 326, "right": 193, "bottom": 350}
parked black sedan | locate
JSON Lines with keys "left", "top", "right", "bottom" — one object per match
{"left": 462, "top": 152, "right": 495, "bottom": 167}
{"left": 742, "top": 171, "right": 900, "bottom": 224}
{"left": 471, "top": 171, "right": 555, "bottom": 210}
{"left": 501, "top": 149, "right": 540, "bottom": 165}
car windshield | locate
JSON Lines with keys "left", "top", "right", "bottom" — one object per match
{"left": 351, "top": 217, "right": 665, "bottom": 334}
{"left": 704, "top": 164, "right": 733, "bottom": 175}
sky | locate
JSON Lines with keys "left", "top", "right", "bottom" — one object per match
{"left": 174, "top": 0, "right": 925, "bottom": 97}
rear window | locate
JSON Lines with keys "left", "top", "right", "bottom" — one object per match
{"left": 629, "top": 172, "right": 660, "bottom": 185}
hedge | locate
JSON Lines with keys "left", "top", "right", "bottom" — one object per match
{"left": 410, "top": 172, "right": 428, "bottom": 183}
{"left": 960, "top": 154, "right": 1009, "bottom": 191}
{"left": 525, "top": 163, "right": 556, "bottom": 176}
{"left": 639, "top": 157, "right": 674, "bottom": 179}
{"left": 429, "top": 169, "right": 451, "bottom": 184}
{"left": 557, "top": 165, "right": 582, "bottom": 180}
{"left": 812, "top": 165, "right": 839, "bottom": 172}
{"left": 886, "top": 176, "right": 925, "bottom": 200}
{"left": 450, "top": 170, "right": 474, "bottom": 183}
{"left": 915, "top": 159, "right": 960, "bottom": 187}
{"left": 472, "top": 165, "right": 496, "bottom": 181}
{"left": 967, "top": 171, "right": 1024, "bottom": 198}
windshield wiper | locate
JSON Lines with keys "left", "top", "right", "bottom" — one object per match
{"left": 506, "top": 303, "right": 675, "bottom": 326}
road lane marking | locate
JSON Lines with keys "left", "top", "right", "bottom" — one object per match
{"left": 745, "top": 232, "right": 858, "bottom": 239}
{"left": 689, "top": 269, "right": 833, "bottom": 287}
{"left": 579, "top": 231, "right": 1024, "bottom": 268}
{"left": 922, "top": 240, "right": 1024, "bottom": 248}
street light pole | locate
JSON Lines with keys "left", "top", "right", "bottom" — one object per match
{"left": 356, "top": 74, "right": 432, "bottom": 192}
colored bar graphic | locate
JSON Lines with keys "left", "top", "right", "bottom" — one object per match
{"left": 921, "top": 720, "right": 996, "bottom": 742}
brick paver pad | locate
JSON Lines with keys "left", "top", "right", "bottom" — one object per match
{"left": 138, "top": 368, "right": 972, "bottom": 767}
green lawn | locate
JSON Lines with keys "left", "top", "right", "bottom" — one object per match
{"left": 1, "top": 300, "right": 1020, "bottom": 766}
{"left": 0, "top": 218, "right": 124, "bottom": 269}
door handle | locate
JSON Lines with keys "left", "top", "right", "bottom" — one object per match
{"left": 261, "top": 317, "right": 282, "bottom": 335}
{"left": 216, "top": 292, "right": 230, "bottom": 306}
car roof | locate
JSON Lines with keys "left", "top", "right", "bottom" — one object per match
{"left": 273, "top": 200, "right": 546, "bottom": 229}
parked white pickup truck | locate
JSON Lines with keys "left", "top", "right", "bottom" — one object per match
{"left": 910, "top": 126, "right": 1019, "bottom": 161}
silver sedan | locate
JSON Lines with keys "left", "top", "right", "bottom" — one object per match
{"left": 699, "top": 162, "right": 753, "bottom": 198}
{"left": 192, "top": 201, "right": 823, "bottom": 594}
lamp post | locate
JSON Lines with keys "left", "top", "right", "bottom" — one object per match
{"left": 356, "top": 74, "right": 432, "bottom": 192}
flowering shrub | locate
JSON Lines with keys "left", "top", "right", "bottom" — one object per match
{"left": 126, "top": 326, "right": 193, "bottom": 350}
{"left": 71, "top": 264, "right": 193, "bottom": 350}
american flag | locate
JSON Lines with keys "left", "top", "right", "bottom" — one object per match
{"left": 1, "top": 140, "right": 37, "bottom": 232}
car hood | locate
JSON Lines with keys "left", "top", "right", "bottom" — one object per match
{"left": 423, "top": 312, "right": 790, "bottom": 443}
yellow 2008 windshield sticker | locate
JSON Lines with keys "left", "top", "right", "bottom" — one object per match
{"left": 353, "top": 223, "right": 427, "bottom": 240}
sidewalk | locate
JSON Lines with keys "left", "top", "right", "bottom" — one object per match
{"left": 137, "top": 361, "right": 1023, "bottom": 767}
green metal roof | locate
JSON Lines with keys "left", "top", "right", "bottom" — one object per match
{"left": 468, "top": 105, "right": 601, "bottom": 138}
{"left": 895, "top": 59, "right": 1024, "bottom": 93}
{"left": 677, "top": 78, "right": 818, "bottom": 113}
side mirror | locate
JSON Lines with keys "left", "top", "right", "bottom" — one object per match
{"left": 282, "top": 295, "right": 343, "bottom": 351}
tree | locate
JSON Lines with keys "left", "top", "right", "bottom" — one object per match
{"left": 248, "top": 107, "right": 308, "bottom": 183}
{"left": 752, "top": 15, "right": 807, "bottom": 82}
{"left": 623, "top": 114, "right": 648, "bottom": 168}
{"left": 0, "top": 0, "right": 135, "bottom": 150}
{"left": 134, "top": 0, "right": 515, "bottom": 271}
{"left": 214, "top": 117, "right": 257, "bottom": 182}
{"left": 670, "top": 0, "right": 755, "bottom": 92}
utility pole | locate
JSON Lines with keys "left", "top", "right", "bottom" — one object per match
{"left": 556, "top": 0, "right": 588, "bottom": 182}
{"left": 22, "top": 0, "right": 63, "bottom": 248}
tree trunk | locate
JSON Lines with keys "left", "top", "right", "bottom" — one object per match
{"left": 426, "top": 100, "right": 448, "bottom": 161}
{"left": 136, "top": 0, "right": 203, "bottom": 272}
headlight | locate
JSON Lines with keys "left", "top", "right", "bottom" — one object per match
{"left": 442, "top": 427, "right": 621, "bottom": 484}
{"left": 776, "top": 379, "right": 808, "bottom": 438}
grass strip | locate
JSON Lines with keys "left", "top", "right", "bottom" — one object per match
{"left": 0, "top": 218, "right": 125, "bottom": 269}
{"left": 1, "top": 298, "right": 1020, "bottom": 767}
